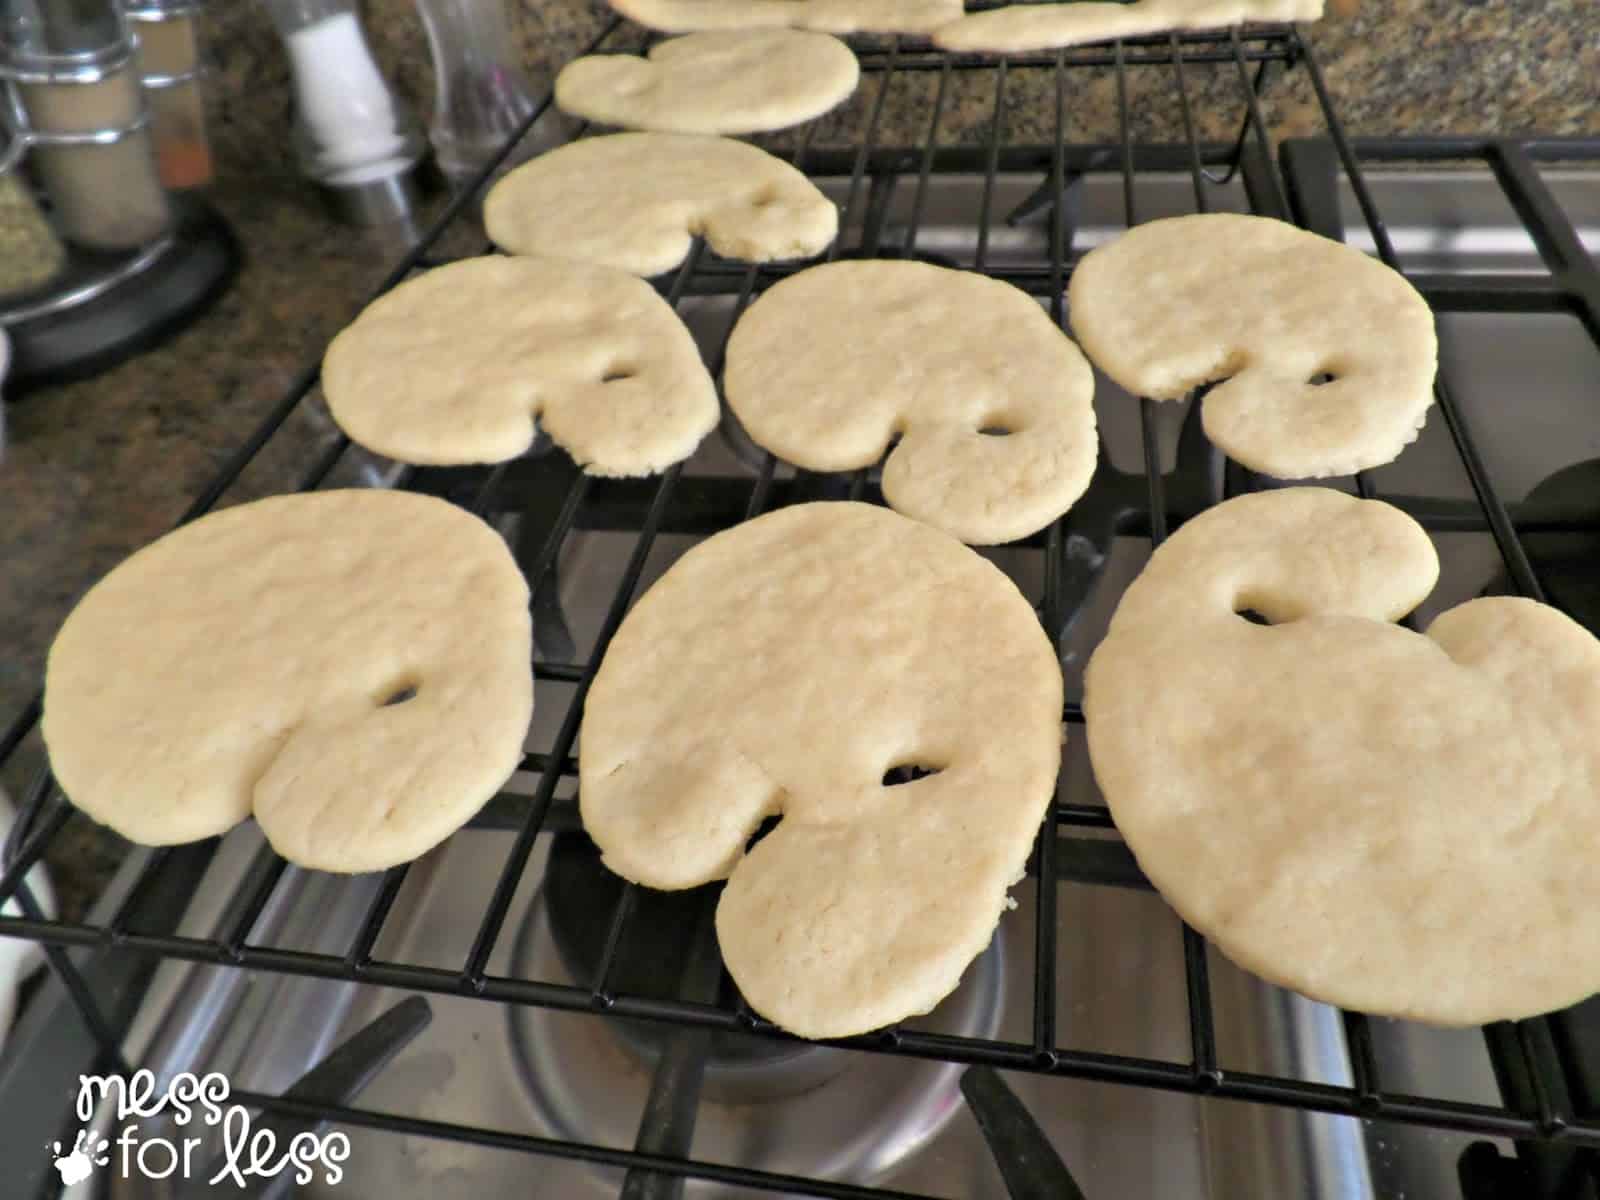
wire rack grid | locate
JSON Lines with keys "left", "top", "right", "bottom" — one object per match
{"left": 3, "top": 15, "right": 1600, "bottom": 1199}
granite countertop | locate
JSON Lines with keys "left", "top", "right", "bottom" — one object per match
{"left": 2, "top": 0, "right": 1596, "bottom": 919}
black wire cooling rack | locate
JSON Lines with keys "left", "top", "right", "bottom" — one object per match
{"left": 4, "top": 14, "right": 1600, "bottom": 1200}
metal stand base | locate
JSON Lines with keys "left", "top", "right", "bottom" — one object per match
{"left": 1, "top": 192, "right": 238, "bottom": 392}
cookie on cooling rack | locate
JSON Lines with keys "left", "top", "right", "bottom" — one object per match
{"left": 1084, "top": 486, "right": 1600, "bottom": 1025}
{"left": 485, "top": 133, "right": 836, "bottom": 277}
{"left": 1068, "top": 213, "right": 1436, "bottom": 478}
{"left": 556, "top": 31, "right": 859, "bottom": 136}
{"left": 579, "top": 501, "right": 1063, "bottom": 1038}
{"left": 607, "top": 0, "right": 959, "bottom": 35}
{"left": 936, "top": 0, "right": 1323, "bottom": 54}
{"left": 322, "top": 257, "right": 717, "bottom": 474}
{"left": 42, "top": 491, "right": 532, "bottom": 874}
{"left": 724, "top": 259, "right": 1098, "bottom": 545}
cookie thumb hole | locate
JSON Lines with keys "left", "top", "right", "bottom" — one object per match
{"left": 378, "top": 680, "right": 421, "bottom": 706}
{"left": 1307, "top": 371, "right": 1338, "bottom": 386}
{"left": 1232, "top": 584, "right": 1297, "bottom": 626}
{"left": 882, "top": 762, "right": 944, "bottom": 787}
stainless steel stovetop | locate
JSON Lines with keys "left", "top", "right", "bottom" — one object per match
{"left": 49, "top": 160, "right": 1600, "bottom": 1200}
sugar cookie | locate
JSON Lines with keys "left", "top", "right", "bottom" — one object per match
{"left": 323, "top": 256, "right": 717, "bottom": 474}
{"left": 485, "top": 132, "right": 836, "bottom": 277}
{"left": 609, "top": 0, "right": 961, "bottom": 35}
{"left": 43, "top": 491, "right": 533, "bottom": 873}
{"left": 1085, "top": 487, "right": 1600, "bottom": 1024}
{"left": 725, "top": 259, "right": 1097, "bottom": 544}
{"left": 580, "top": 502, "right": 1062, "bottom": 1037}
{"left": 556, "top": 30, "right": 859, "bottom": 135}
{"left": 1068, "top": 213, "right": 1436, "bottom": 478}
{"left": 936, "top": 0, "right": 1322, "bottom": 55}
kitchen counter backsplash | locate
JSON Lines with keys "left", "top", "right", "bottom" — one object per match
{"left": 200, "top": 0, "right": 1598, "bottom": 181}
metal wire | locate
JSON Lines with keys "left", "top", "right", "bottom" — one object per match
{"left": 1028, "top": 47, "right": 1073, "bottom": 1072}
{"left": 900, "top": 59, "right": 953, "bottom": 258}
{"left": 1168, "top": 34, "right": 1210, "bottom": 211}
{"left": 1341, "top": 1010, "right": 1382, "bottom": 1113}
{"left": 973, "top": 59, "right": 1009, "bottom": 271}
{"left": 230, "top": 1088, "right": 941, "bottom": 1200}
{"left": 1293, "top": 32, "right": 1547, "bottom": 602}
{"left": 5, "top": 21, "right": 1600, "bottom": 1199}
{"left": 8, "top": 903, "right": 1600, "bottom": 1151}
{"left": 1109, "top": 34, "right": 1222, "bottom": 1094}
{"left": 464, "top": 460, "right": 685, "bottom": 987}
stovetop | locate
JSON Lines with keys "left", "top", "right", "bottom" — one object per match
{"left": 49, "top": 152, "right": 1600, "bottom": 1200}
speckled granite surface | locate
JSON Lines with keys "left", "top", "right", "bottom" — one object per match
{"left": 2, "top": 0, "right": 1596, "bottom": 918}
{"left": 193, "top": 0, "right": 1598, "bottom": 171}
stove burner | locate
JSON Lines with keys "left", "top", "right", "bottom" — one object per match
{"left": 539, "top": 832, "right": 836, "bottom": 1098}
{"left": 508, "top": 833, "right": 1005, "bottom": 1191}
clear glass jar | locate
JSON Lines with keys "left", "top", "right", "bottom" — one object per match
{"left": 412, "top": 0, "right": 541, "bottom": 189}
{"left": 126, "top": 0, "right": 214, "bottom": 189}
{"left": 1, "top": 3, "right": 172, "bottom": 252}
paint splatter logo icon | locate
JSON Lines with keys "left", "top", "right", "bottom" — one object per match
{"left": 52, "top": 1129, "right": 111, "bottom": 1185}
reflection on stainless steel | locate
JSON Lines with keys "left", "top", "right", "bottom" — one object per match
{"left": 506, "top": 859, "right": 1003, "bottom": 1195}
{"left": 76, "top": 162, "right": 1600, "bottom": 1199}
{"left": 93, "top": 832, "right": 383, "bottom": 1200}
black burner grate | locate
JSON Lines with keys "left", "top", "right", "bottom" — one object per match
{"left": 4, "top": 17, "right": 1600, "bottom": 1200}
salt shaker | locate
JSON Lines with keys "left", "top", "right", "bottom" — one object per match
{"left": 412, "top": 0, "right": 544, "bottom": 190}
{"left": 259, "top": 0, "right": 425, "bottom": 223}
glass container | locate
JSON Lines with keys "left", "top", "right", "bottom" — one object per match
{"left": 125, "top": 0, "right": 213, "bottom": 189}
{"left": 0, "top": 0, "right": 172, "bottom": 252}
{"left": 412, "top": 0, "right": 542, "bottom": 189}
{"left": 0, "top": 128, "right": 65, "bottom": 297}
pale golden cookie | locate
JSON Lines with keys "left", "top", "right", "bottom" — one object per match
{"left": 724, "top": 259, "right": 1098, "bottom": 545}
{"left": 580, "top": 502, "right": 1062, "bottom": 1038}
{"left": 43, "top": 491, "right": 533, "bottom": 873}
{"left": 609, "top": 0, "right": 960, "bottom": 35}
{"left": 323, "top": 257, "right": 717, "bottom": 474}
{"left": 936, "top": 0, "right": 1323, "bottom": 54}
{"left": 556, "top": 31, "right": 859, "bottom": 135}
{"left": 1084, "top": 487, "right": 1600, "bottom": 1025}
{"left": 485, "top": 133, "right": 836, "bottom": 277}
{"left": 1068, "top": 213, "right": 1436, "bottom": 478}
